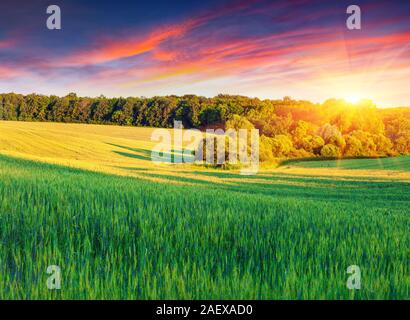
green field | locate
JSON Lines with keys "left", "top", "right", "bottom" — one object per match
{"left": 288, "top": 156, "right": 410, "bottom": 171}
{"left": 0, "top": 154, "right": 409, "bottom": 299}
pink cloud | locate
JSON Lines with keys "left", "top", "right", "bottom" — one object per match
{"left": 0, "top": 39, "right": 15, "bottom": 49}
{"left": 54, "top": 0, "right": 261, "bottom": 67}
{"left": 0, "top": 66, "right": 23, "bottom": 79}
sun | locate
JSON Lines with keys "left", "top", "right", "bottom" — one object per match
{"left": 345, "top": 95, "right": 361, "bottom": 104}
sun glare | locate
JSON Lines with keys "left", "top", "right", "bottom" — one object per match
{"left": 345, "top": 95, "right": 361, "bottom": 104}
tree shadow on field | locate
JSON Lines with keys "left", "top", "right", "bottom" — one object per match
{"left": 136, "top": 170, "right": 410, "bottom": 208}
{"left": 108, "top": 143, "right": 193, "bottom": 163}
{"left": 113, "top": 166, "right": 148, "bottom": 172}
{"left": 113, "top": 151, "right": 151, "bottom": 161}
{"left": 107, "top": 143, "right": 410, "bottom": 208}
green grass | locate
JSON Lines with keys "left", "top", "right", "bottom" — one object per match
{"left": 0, "top": 154, "right": 409, "bottom": 299}
{"left": 287, "top": 155, "right": 410, "bottom": 171}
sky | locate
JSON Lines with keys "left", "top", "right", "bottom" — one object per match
{"left": 0, "top": 0, "right": 409, "bottom": 107}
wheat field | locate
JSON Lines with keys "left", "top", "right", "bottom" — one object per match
{"left": 0, "top": 121, "right": 409, "bottom": 299}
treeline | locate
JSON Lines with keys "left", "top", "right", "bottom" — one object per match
{"left": 1, "top": 92, "right": 409, "bottom": 159}
{"left": 0, "top": 92, "right": 263, "bottom": 128}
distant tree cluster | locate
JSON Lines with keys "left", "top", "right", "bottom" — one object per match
{"left": 243, "top": 97, "right": 410, "bottom": 161}
{"left": 1, "top": 93, "right": 409, "bottom": 160}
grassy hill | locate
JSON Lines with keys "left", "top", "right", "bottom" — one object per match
{"left": 1, "top": 154, "right": 409, "bottom": 299}
{"left": 1, "top": 121, "right": 410, "bottom": 182}
{"left": 0, "top": 121, "right": 409, "bottom": 299}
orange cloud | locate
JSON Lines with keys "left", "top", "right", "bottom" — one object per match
{"left": 55, "top": 0, "right": 260, "bottom": 67}
{"left": 115, "top": 27, "right": 410, "bottom": 93}
{"left": 58, "top": 23, "right": 193, "bottom": 66}
{"left": 38, "top": 0, "right": 408, "bottom": 108}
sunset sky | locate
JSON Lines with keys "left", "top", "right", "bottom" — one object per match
{"left": 0, "top": 0, "right": 409, "bottom": 107}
